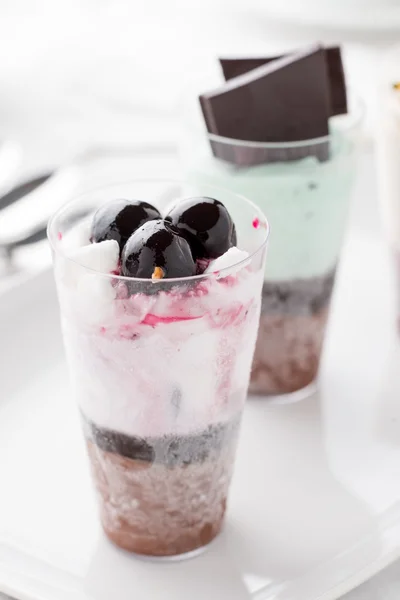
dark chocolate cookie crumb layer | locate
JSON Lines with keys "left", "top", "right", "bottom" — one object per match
{"left": 82, "top": 415, "right": 241, "bottom": 467}
{"left": 261, "top": 267, "right": 336, "bottom": 317}
{"left": 87, "top": 440, "right": 232, "bottom": 556}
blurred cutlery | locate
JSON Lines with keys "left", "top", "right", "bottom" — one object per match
{"left": 0, "top": 140, "right": 22, "bottom": 195}
{"left": 0, "top": 166, "right": 81, "bottom": 245}
{"left": 0, "top": 172, "right": 53, "bottom": 211}
{"left": 0, "top": 223, "right": 48, "bottom": 258}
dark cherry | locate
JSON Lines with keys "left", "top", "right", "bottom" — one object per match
{"left": 121, "top": 219, "right": 196, "bottom": 279}
{"left": 90, "top": 199, "right": 161, "bottom": 254}
{"left": 231, "top": 223, "right": 237, "bottom": 246}
{"left": 165, "top": 196, "right": 236, "bottom": 260}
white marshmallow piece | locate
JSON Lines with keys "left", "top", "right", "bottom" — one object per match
{"left": 70, "top": 239, "right": 119, "bottom": 274}
{"left": 59, "top": 239, "right": 119, "bottom": 289}
{"left": 58, "top": 239, "right": 120, "bottom": 325}
{"left": 205, "top": 247, "right": 250, "bottom": 278}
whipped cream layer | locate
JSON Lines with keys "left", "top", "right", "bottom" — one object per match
{"left": 56, "top": 223, "right": 263, "bottom": 438}
{"left": 181, "top": 128, "right": 356, "bottom": 282}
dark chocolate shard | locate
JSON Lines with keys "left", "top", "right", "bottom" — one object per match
{"left": 219, "top": 46, "right": 347, "bottom": 117}
{"left": 199, "top": 44, "right": 331, "bottom": 165}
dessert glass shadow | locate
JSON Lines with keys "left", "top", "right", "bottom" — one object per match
{"left": 181, "top": 94, "right": 363, "bottom": 402}
{"left": 47, "top": 180, "right": 268, "bottom": 560}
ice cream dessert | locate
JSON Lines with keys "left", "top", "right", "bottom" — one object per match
{"left": 51, "top": 190, "right": 267, "bottom": 557}
{"left": 182, "top": 44, "right": 360, "bottom": 398}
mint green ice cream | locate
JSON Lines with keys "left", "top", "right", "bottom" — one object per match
{"left": 182, "top": 129, "right": 356, "bottom": 282}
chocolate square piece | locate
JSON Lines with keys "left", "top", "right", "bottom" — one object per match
{"left": 199, "top": 45, "right": 331, "bottom": 165}
{"left": 219, "top": 45, "right": 347, "bottom": 117}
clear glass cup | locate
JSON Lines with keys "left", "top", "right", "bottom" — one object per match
{"left": 47, "top": 179, "right": 268, "bottom": 560}
{"left": 180, "top": 92, "right": 363, "bottom": 402}
{"left": 376, "top": 45, "right": 400, "bottom": 328}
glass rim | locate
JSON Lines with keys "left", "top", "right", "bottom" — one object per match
{"left": 205, "top": 90, "right": 364, "bottom": 150}
{"left": 47, "top": 178, "right": 270, "bottom": 284}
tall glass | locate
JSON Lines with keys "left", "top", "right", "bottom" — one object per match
{"left": 47, "top": 180, "right": 268, "bottom": 559}
{"left": 376, "top": 45, "right": 400, "bottom": 328}
{"left": 181, "top": 92, "right": 362, "bottom": 401}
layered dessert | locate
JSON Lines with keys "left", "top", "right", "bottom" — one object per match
{"left": 182, "top": 44, "right": 359, "bottom": 397}
{"left": 51, "top": 190, "right": 267, "bottom": 557}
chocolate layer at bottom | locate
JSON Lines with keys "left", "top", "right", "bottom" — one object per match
{"left": 250, "top": 308, "right": 329, "bottom": 395}
{"left": 250, "top": 268, "right": 335, "bottom": 396}
{"left": 85, "top": 418, "right": 240, "bottom": 557}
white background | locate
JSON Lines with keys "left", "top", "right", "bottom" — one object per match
{"left": 2, "top": 1, "right": 400, "bottom": 597}
{"left": 0, "top": 0, "right": 397, "bottom": 174}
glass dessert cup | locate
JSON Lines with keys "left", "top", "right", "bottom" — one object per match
{"left": 181, "top": 92, "right": 363, "bottom": 402}
{"left": 47, "top": 179, "right": 268, "bottom": 560}
{"left": 376, "top": 45, "right": 400, "bottom": 331}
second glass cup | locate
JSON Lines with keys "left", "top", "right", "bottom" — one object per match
{"left": 181, "top": 93, "right": 362, "bottom": 401}
{"left": 48, "top": 180, "right": 268, "bottom": 560}
{"left": 376, "top": 45, "right": 400, "bottom": 329}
